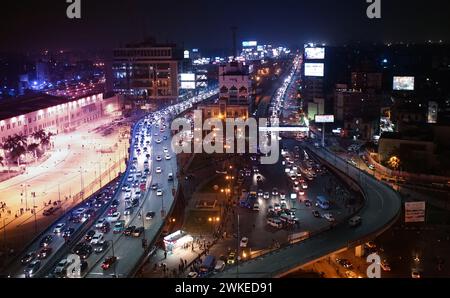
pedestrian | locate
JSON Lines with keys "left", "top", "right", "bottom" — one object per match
{"left": 184, "top": 259, "right": 187, "bottom": 267}
{"left": 164, "top": 251, "right": 167, "bottom": 259}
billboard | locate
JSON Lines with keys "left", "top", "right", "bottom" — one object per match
{"left": 242, "top": 41, "right": 257, "bottom": 47}
{"left": 315, "top": 115, "right": 335, "bottom": 123}
{"left": 405, "top": 201, "right": 426, "bottom": 223}
{"left": 181, "top": 81, "right": 196, "bottom": 89}
{"left": 180, "top": 73, "right": 195, "bottom": 82}
{"left": 304, "top": 63, "right": 324, "bottom": 77}
{"left": 393, "top": 76, "right": 414, "bottom": 91}
{"left": 183, "top": 50, "right": 190, "bottom": 59}
{"left": 305, "top": 47, "right": 325, "bottom": 59}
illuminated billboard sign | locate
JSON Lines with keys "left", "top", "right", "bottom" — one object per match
{"left": 304, "top": 63, "right": 324, "bottom": 77}
{"left": 183, "top": 50, "right": 190, "bottom": 59}
{"left": 181, "top": 81, "right": 196, "bottom": 89}
{"left": 315, "top": 115, "right": 335, "bottom": 123}
{"left": 393, "top": 76, "right": 414, "bottom": 91}
{"left": 242, "top": 41, "right": 257, "bottom": 47}
{"left": 180, "top": 73, "right": 195, "bottom": 82}
{"left": 305, "top": 47, "right": 325, "bottom": 59}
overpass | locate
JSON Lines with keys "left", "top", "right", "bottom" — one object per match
{"left": 214, "top": 143, "right": 402, "bottom": 278}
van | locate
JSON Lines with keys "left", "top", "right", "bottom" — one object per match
{"left": 253, "top": 203, "right": 260, "bottom": 211}
{"left": 349, "top": 216, "right": 362, "bottom": 227}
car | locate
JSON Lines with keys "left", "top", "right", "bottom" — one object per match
{"left": 214, "top": 260, "right": 226, "bottom": 272}
{"left": 37, "top": 246, "right": 53, "bottom": 260}
{"left": 381, "top": 260, "right": 391, "bottom": 271}
{"left": 312, "top": 210, "right": 321, "bottom": 218}
{"left": 111, "top": 200, "right": 119, "bottom": 208}
{"left": 156, "top": 189, "right": 163, "bottom": 196}
{"left": 323, "top": 213, "right": 335, "bottom": 222}
{"left": 336, "top": 258, "right": 353, "bottom": 269}
{"left": 123, "top": 226, "right": 136, "bottom": 236}
{"left": 227, "top": 252, "right": 236, "bottom": 264}
{"left": 107, "top": 212, "right": 121, "bottom": 222}
{"left": 53, "top": 223, "right": 66, "bottom": 234}
{"left": 301, "top": 183, "right": 308, "bottom": 189}
{"left": 187, "top": 271, "right": 198, "bottom": 278}
{"left": 271, "top": 188, "right": 279, "bottom": 196}
{"left": 268, "top": 205, "right": 274, "bottom": 213}
{"left": 155, "top": 138, "right": 162, "bottom": 144}
{"left": 257, "top": 190, "right": 264, "bottom": 198}
{"left": 24, "top": 260, "right": 41, "bottom": 277}
{"left": 88, "top": 232, "right": 103, "bottom": 246}
{"left": 85, "top": 230, "right": 96, "bottom": 241}
{"left": 113, "top": 221, "right": 125, "bottom": 234}
{"left": 95, "top": 218, "right": 107, "bottom": 229}
{"left": 107, "top": 207, "right": 118, "bottom": 216}
{"left": 145, "top": 211, "right": 155, "bottom": 220}
{"left": 21, "top": 252, "right": 36, "bottom": 265}
{"left": 240, "top": 237, "right": 249, "bottom": 248}
{"left": 163, "top": 147, "right": 169, "bottom": 153}
{"left": 73, "top": 242, "right": 92, "bottom": 258}
{"left": 298, "top": 190, "right": 305, "bottom": 196}
{"left": 411, "top": 269, "right": 421, "bottom": 279}
{"left": 163, "top": 136, "right": 167, "bottom": 140}
{"left": 53, "top": 259, "right": 70, "bottom": 277}
{"left": 368, "top": 164, "right": 375, "bottom": 170}
{"left": 156, "top": 155, "right": 162, "bottom": 161}
{"left": 304, "top": 199, "right": 312, "bottom": 207}
{"left": 100, "top": 222, "right": 110, "bottom": 234}
{"left": 124, "top": 207, "right": 134, "bottom": 216}
{"left": 165, "top": 154, "right": 171, "bottom": 160}
{"left": 151, "top": 183, "right": 158, "bottom": 190}
{"left": 132, "top": 226, "right": 144, "bottom": 237}
{"left": 40, "top": 235, "right": 53, "bottom": 247}
{"left": 94, "top": 240, "right": 109, "bottom": 253}
{"left": 101, "top": 256, "right": 117, "bottom": 270}
{"left": 63, "top": 228, "right": 75, "bottom": 238}
{"left": 263, "top": 192, "right": 270, "bottom": 199}
{"left": 274, "top": 203, "right": 281, "bottom": 212}
{"left": 155, "top": 167, "right": 162, "bottom": 174}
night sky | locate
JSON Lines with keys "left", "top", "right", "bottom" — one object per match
{"left": 1, "top": 0, "right": 450, "bottom": 52}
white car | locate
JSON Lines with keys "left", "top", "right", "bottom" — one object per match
{"left": 95, "top": 218, "right": 106, "bottom": 229}
{"left": 165, "top": 154, "right": 171, "bottom": 160}
{"left": 155, "top": 138, "right": 162, "bottom": 144}
{"left": 90, "top": 232, "right": 104, "bottom": 245}
{"left": 163, "top": 147, "right": 169, "bottom": 153}
{"left": 156, "top": 155, "right": 162, "bottom": 161}
{"left": 53, "top": 223, "right": 66, "bottom": 234}
{"left": 323, "top": 213, "right": 335, "bottom": 222}
{"left": 240, "top": 237, "right": 249, "bottom": 248}
{"left": 263, "top": 192, "right": 270, "bottom": 199}
{"left": 107, "top": 212, "right": 121, "bottom": 222}
{"left": 301, "top": 183, "right": 308, "bottom": 189}
{"left": 156, "top": 189, "right": 163, "bottom": 196}
{"left": 155, "top": 167, "right": 162, "bottom": 174}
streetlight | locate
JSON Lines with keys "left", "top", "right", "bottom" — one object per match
{"left": 20, "top": 184, "right": 31, "bottom": 211}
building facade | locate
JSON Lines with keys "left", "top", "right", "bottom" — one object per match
{"left": 0, "top": 93, "right": 121, "bottom": 143}
{"left": 112, "top": 40, "right": 182, "bottom": 99}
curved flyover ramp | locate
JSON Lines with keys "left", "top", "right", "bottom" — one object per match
{"left": 214, "top": 145, "right": 402, "bottom": 278}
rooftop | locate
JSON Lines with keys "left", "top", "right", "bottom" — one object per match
{"left": 0, "top": 92, "right": 99, "bottom": 121}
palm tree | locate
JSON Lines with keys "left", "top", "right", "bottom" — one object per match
{"left": 27, "top": 143, "right": 40, "bottom": 160}
{"left": 2, "top": 134, "right": 28, "bottom": 165}
{"left": 32, "top": 129, "right": 54, "bottom": 150}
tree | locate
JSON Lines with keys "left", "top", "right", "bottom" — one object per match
{"left": 27, "top": 143, "right": 40, "bottom": 159}
{"left": 2, "top": 134, "right": 28, "bottom": 164}
{"left": 32, "top": 129, "right": 54, "bottom": 150}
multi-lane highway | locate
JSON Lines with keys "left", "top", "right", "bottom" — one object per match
{"left": 2, "top": 89, "right": 217, "bottom": 278}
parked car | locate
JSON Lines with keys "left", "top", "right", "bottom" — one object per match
{"left": 101, "top": 256, "right": 117, "bottom": 270}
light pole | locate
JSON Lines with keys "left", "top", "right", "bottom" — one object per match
{"left": 21, "top": 184, "right": 30, "bottom": 211}
{"left": 31, "top": 191, "right": 37, "bottom": 233}
{"left": 78, "top": 167, "right": 86, "bottom": 201}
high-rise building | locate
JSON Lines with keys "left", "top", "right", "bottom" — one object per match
{"left": 112, "top": 39, "right": 182, "bottom": 99}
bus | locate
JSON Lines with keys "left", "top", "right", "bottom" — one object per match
{"left": 316, "top": 196, "right": 330, "bottom": 210}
